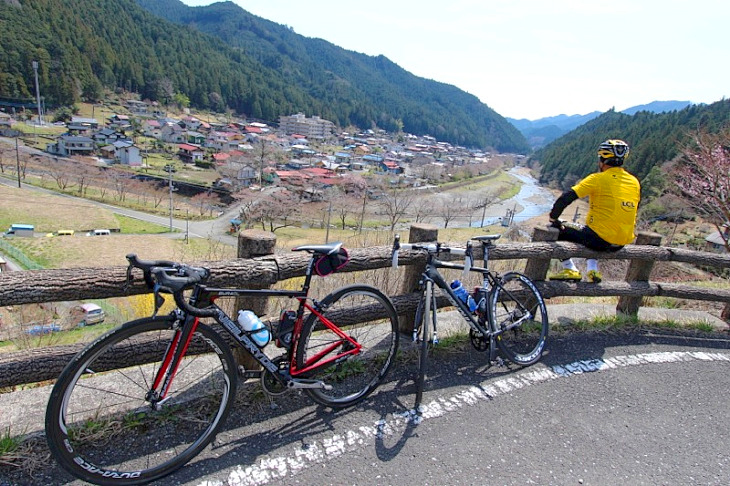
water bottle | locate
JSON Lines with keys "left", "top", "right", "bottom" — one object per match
{"left": 450, "top": 280, "right": 477, "bottom": 313}
{"left": 237, "top": 309, "right": 271, "bottom": 347}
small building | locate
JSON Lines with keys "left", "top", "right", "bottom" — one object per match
{"left": 46, "top": 135, "right": 95, "bottom": 157}
{"left": 705, "top": 224, "right": 729, "bottom": 253}
{"left": 117, "top": 144, "right": 142, "bottom": 166}
{"left": 177, "top": 143, "right": 204, "bottom": 164}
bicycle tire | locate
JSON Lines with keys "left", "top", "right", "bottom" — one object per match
{"left": 296, "top": 284, "right": 399, "bottom": 409}
{"left": 45, "top": 315, "right": 237, "bottom": 485}
{"left": 491, "top": 272, "right": 548, "bottom": 366}
{"left": 415, "top": 280, "right": 434, "bottom": 410}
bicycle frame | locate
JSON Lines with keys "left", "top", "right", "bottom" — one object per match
{"left": 416, "top": 241, "right": 531, "bottom": 354}
{"left": 149, "top": 274, "right": 363, "bottom": 402}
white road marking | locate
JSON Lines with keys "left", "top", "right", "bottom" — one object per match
{"left": 199, "top": 351, "right": 730, "bottom": 486}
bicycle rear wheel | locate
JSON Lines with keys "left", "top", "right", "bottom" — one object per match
{"left": 491, "top": 272, "right": 548, "bottom": 366}
{"left": 296, "top": 284, "right": 399, "bottom": 409}
{"left": 45, "top": 316, "right": 237, "bottom": 485}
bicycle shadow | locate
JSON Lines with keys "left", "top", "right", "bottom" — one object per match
{"left": 158, "top": 371, "right": 419, "bottom": 485}
{"left": 45, "top": 326, "right": 730, "bottom": 486}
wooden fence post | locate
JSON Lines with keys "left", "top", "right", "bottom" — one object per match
{"left": 616, "top": 231, "right": 663, "bottom": 317}
{"left": 234, "top": 229, "right": 277, "bottom": 370}
{"left": 524, "top": 226, "right": 559, "bottom": 281}
{"left": 399, "top": 223, "right": 439, "bottom": 334}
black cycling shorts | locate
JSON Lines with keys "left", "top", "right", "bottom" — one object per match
{"left": 558, "top": 224, "right": 623, "bottom": 252}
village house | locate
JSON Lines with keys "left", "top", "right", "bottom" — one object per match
{"left": 177, "top": 143, "right": 205, "bottom": 164}
{"left": 124, "top": 99, "right": 149, "bottom": 115}
{"left": 378, "top": 160, "right": 404, "bottom": 175}
{"left": 705, "top": 224, "right": 730, "bottom": 253}
{"left": 142, "top": 119, "right": 162, "bottom": 138}
{"left": 46, "top": 135, "right": 95, "bottom": 157}
{"left": 92, "top": 128, "right": 129, "bottom": 146}
{"left": 161, "top": 123, "right": 186, "bottom": 143}
{"left": 107, "top": 114, "right": 132, "bottom": 131}
{"left": 67, "top": 117, "right": 99, "bottom": 134}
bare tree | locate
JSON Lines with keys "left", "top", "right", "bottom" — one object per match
{"left": 109, "top": 170, "right": 133, "bottom": 202}
{"left": 236, "top": 189, "right": 299, "bottom": 232}
{"left": 191, "top": 191, "right": 219, "bottom": 217}
{"left": 258, "top": 190, "right": 300, "bottom": 232}
{"left": 46, "top": 157, "right": 75, "bottom": 191}
{"left": 436, "top": 194, "right": 466, "bottom": 228}
{"left": 233, "top": 189, "right": 260, "bottom": 229}
{"left": 410, "top": 190, "right": 433, "bottom": 223}
{"left": 0, "top": 144, "right": 11, "bottom": 174}
{"left": 72, "top": 163, "right": 98, "bottom": 197}
{"left": 380, "top": 188, "right": 415, "bottom": 231}
{"left": 328, "top": 188, "right": 358, "bottom": 230}
{"left": 244, "top": 138, "right": 281, "bottom": 186}
{"left": 150, "top": 185, "right": 168, "bottom": 208}
{"left": 474, "top": 189, "right": 501, "bottom": 227}
{"left": 673, "top": 128, "right": 730, "bottom": 251}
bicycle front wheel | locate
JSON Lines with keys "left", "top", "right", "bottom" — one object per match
{"left": 45, "top": 316, "right": 237, "bottom": 485}
{"left": 491, "top": 272, "right": 548, "bottom": 366}
{"left": 297, "top": 284, "right": 399, "bottom": 409}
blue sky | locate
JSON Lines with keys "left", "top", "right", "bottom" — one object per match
{"left": 180, "top": 1, "right": 728, "bottom": 120}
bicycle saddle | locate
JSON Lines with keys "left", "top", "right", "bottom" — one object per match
{"left": 292, "top": 241, "right": 344, "bottom": 255}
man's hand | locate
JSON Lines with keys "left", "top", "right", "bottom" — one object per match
{"left": 549, "top": 218, "right": 564, "bottom": 230}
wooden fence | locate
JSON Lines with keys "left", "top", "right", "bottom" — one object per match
{"left": 1, "top": 224, "right": 729, "bottom": 388}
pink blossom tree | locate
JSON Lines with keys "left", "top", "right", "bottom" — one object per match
{"left": 673, "top": 129, "right": 730, "bottom": 251}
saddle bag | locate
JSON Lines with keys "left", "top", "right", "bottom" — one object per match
{"left": 314, "top": 247, "right": 350, "bottom": 277}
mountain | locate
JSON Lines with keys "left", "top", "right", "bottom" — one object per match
{"left": 530, "top": 99, "right": 730, "bottom": 190}
{"left": 134, "top": 0, "right": 528, "bottom": 152}
{"left": 620, "top": 100, "right": 692, "bottom": 116}
{"left": 0, "top": 0, "right": 528, "bottom": 153}
{"left": 509, "top": 101, "right": 693, "bottom": 149}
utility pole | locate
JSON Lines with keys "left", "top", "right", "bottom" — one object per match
{"left": 572, "top": 206, "right": 580, "bottom": 223}
{"left": 15, "top": 136, "right": 21, "bottom": 188}
{"left": 359, "top": 191, "right": 367, "bottom": 234}
{"left": 168, "top": 168, "right": 174, "bottom": 232}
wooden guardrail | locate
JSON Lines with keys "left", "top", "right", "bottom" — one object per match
{"left": 1, "top": 224, "right": 729, "bottom": 388}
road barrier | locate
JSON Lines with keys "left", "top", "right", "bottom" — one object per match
{"left": 0, "top": 225, "right": 728, "bottom": 388}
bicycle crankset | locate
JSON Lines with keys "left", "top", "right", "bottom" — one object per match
{"left": 261, "top": 356, "right": 289, "bottom": 396}
{"left": 469, "top": 328, "right": 490, "bottom": 352}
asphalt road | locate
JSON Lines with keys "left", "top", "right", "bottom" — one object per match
{"left": 4, "top": 328, "right": 729, "bottom": 486}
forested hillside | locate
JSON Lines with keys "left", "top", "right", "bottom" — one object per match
{"left": 0, "top": 0, "right": 528, "bottom": 152}
{"left": 134, "top": 0, "right": 527, "bottom": 152}
{"left": 532, "top": 99, "right": 730, "bottom": 189}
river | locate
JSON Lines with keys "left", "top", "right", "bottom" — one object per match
{"left": 468, "top": 166, "right": 555, "bottom": 227}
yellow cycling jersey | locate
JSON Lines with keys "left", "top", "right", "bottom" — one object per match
{"left": 572, "top": 167, "right": 641, "bottom": 245}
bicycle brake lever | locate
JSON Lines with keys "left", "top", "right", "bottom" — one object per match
{"left": 124, "top": 263, "right": 134, "bottom": 292}
{"left": 391, "top": 234, "right": 400, "bottom": 269}
{"left": 152, "top": 283, "right": 165, "bottom": 317}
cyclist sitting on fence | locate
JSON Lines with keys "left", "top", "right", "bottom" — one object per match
{"left": 548, "top": 139, "right": 641, "bottom": 283}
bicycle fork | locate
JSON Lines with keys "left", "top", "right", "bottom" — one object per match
{"left": 147, "top": 312, "right": 199, "bottom": 408}
{"left": 414, "top": 279, "right": 439, "bottom": 345}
